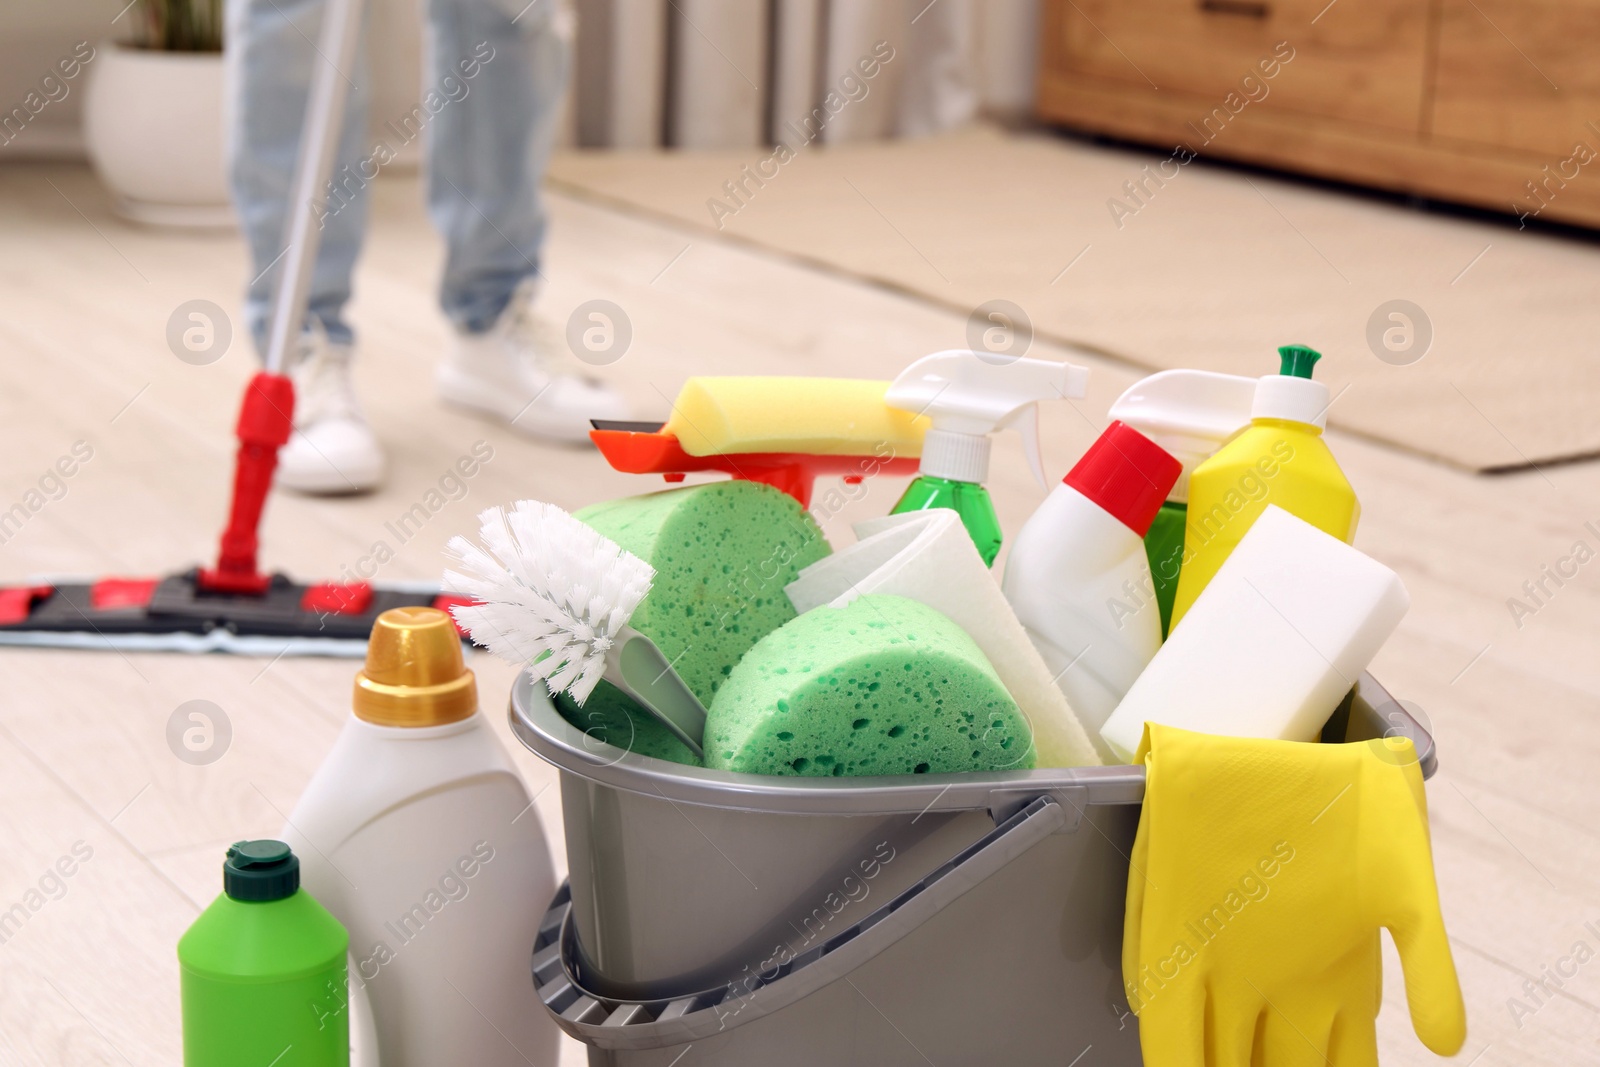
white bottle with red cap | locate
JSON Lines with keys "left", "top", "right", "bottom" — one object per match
{"left": 1001, "top": 422, "right": 1182, "bottom": 762}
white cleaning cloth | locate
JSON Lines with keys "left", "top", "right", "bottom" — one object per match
{"left": 785, "top": 510, "right": 1103, "bottom": 768}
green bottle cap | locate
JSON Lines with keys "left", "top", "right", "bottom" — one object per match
{"left": 1277, "top": 345, "right": 1321, "bottom": 379}
{"left": 223, "top": 840, "right": 300, "bottom": 902}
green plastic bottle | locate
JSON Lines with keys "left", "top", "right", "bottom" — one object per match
{"left": 178, "top": 841, "right": 350, "bottom": 1067}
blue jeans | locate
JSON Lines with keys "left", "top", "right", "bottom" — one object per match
{"left": 226, "top": 0, "right": 566, "bottom": 349}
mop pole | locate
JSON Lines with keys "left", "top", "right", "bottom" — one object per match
{"left": 201, "top": 0, "right": 366, "bottom": 594}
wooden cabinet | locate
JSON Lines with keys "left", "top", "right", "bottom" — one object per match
{"left": 1036, "top": 0, "right": 1600, "bottom": 228}
{"left": 1431, "top": 0, "right": 1600, "bottom": 155}
{"left": 1049, "top": 0, "right": 1432, "bottom": 130}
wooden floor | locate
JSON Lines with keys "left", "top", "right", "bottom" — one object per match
{"left": 0, "top": 161, "right": 1596, "bottom": 1066}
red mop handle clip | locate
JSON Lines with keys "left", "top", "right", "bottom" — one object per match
{"left": 198, "top": 371, "right": 296, "bottom": 595}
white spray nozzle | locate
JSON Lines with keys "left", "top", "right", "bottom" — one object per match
{"left": 886, "top": 350, "right": 1089, "bottom": 488}
{"left": 1108, "top": 369, "right": 1256, "bottom": 504}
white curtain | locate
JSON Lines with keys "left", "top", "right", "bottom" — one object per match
{"left": 569, "top": 0, "right": 1038, "bottom": 149}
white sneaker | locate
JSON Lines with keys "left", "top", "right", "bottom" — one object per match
{"left": 276, "top": 328, "right": 385, "bottom": 495}
{"left": 437, "top": 282, "right": 629, "bottom": 444}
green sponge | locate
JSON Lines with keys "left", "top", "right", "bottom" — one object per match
{"left": 576, "top": 481, "right": 831, "bottom": 708}
{"left": 554, "top": 681, "right": 703, "bottom": 766}
{"left": 704, "top": 595, "right": 1034, "bottom": 777}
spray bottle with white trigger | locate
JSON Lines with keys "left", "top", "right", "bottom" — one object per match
{"left": 886, "top": 350, "right": 1089, "bottom": 566}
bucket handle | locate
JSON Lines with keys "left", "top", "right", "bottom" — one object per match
{"left": 531, "top": 794, "right": 1069, "bottom": 1051}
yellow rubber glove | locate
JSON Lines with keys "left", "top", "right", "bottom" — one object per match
{"left": 1122, "top": 725, "right": 1465, "bottom": 1066}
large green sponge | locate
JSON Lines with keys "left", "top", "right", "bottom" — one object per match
{"left": 704, "top": 595, "right": 1034, "bottom": 777}
{"left": 575, "top": 481, "right": 831, "bottom": 709}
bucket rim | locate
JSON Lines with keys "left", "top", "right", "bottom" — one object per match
{"left": 506, "top": 672, "right": 1431, "bottom": 817}
{"left": 507, "top": 671, "right": 1144, "bottom": 816}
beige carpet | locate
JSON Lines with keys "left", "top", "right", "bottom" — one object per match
{"left": 550, "top": 125, "right": 1600, "bottom": 472}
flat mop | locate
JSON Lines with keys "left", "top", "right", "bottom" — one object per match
{"left": 0, "top": 0, "right": 461, "bottom": 655}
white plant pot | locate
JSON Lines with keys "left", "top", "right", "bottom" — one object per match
{"left": 83, "top": 42, "right": 232, "bottom": 228}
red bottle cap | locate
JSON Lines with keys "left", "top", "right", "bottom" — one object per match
{"left": 1064, "top": 421, "right": 1182, "bottom": 536}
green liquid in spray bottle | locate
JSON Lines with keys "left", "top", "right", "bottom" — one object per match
{"left": 178, "top": 841, "right": 350, "bottom": 1067}
{"left": 891, "top": 475, "right": 1004, "bottom": 566}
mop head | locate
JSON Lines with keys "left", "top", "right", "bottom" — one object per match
{"left": 443, "top": 500, "right": 653, "bottom": 704}
{"left": 554, "top": 681, "right": 703, "bottom": 766}
{"left": 576, "top": 481, "right": 831, "bottom": 707}
{"left": 704, "top": 594, "right": 1034, "bottom": 777}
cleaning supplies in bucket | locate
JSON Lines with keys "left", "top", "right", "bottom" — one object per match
{"left": 434, "top": 357, "right": 1446, "bottom": 1064}
{"left": 1002, "top": 421, "right": 1180, "bottom": 760}
{"left": 1107, "top": 368, "right": 1256, "bottom": 637}
{"left": 178, "top": 841, "right": 350, "bottom": 1067}
{"left": 1123, "top": 724, "right": 1465, "bottom": 1064}
{"left": 282, "top": 607, "right": 560, "bottom": 1067}
{"left": 703, "top": 593, "right": 1032, "bottom": 775}
{"left": 1099, "top": 505, "right": 1408, "bottom": 761}
{"left": 886, "top": 350, "right": 1089, "bottom": 565}
{"left": 443, "top": 357, "right": 1399, "bottom": 784}
{"left": 1169, "top": 344, "right": 1360, "bottom": 630}
{"left": 787, "top": 509, "right": 1102, "bottom": 768}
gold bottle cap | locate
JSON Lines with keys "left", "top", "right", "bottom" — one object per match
{"left": 353, "top": 607, "right": 478, "bottom": 727}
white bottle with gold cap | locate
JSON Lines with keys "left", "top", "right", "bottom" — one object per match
{"left": 283, "top": 606, "right": 559, "bottom": 1067}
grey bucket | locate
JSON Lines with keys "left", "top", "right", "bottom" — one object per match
{"left": 509, "top": 672, "right": 1436, "bottom": 1067}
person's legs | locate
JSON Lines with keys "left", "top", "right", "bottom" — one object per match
{"left": 227, "top": 0, "right": 371, "bottom": 349}
{"left": 425, "top": 0, "right": 629, "bottom": 440}
{"left": 423, "top": 0, "right": 563, "bottom": 331}
{"left": 227, "top": 0, "right": 384, "bottom": 492}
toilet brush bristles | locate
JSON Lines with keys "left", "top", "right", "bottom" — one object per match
{"left": 443, "top": 500, "right": 654, "bottom": 705}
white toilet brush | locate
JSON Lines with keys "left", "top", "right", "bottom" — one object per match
{"left": 445, "top": 500, "right": 710, "bottom": 758}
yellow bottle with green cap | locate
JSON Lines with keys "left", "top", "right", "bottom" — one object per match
{"left": 1169, "top": 345, "right": 1360, "bottom": 630}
